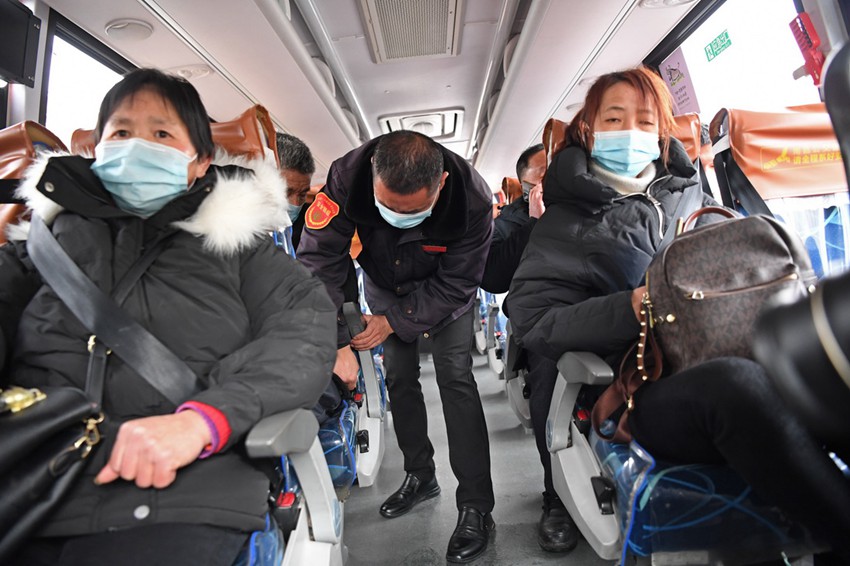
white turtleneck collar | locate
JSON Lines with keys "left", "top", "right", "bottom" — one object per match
{"left": 589, "top": 160, "right": 656, "bottom": 195}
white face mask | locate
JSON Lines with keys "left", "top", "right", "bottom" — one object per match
{"left": 591, "top": 129, "right": 661, "bottom": 177}
{"left": 91, "top": 138, "right": 196, "bottom": 217}
{"left": 374, "top": 195, "right": 437, "bottom": 229}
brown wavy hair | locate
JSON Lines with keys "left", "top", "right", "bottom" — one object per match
{"left": 565, "top": 66, "right": 674, "bottom": 166}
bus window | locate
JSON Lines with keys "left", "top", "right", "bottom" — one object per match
{"left": 44, "top": 36, "right": 121, "bottom": 147}
{"left": 658, "top": 0, "right": 821, "bottom": 124}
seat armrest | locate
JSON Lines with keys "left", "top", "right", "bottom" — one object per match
{"left": 557, "top": 352, "right": 614, "bottom": 385}
{"left": 245, "top": 408, "right": 319, "bottom": 458}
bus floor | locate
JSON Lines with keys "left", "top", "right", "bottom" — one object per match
{"left": 343, "top": 351, "right": 617, "bottom": 566}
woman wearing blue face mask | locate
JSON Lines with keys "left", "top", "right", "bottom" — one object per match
{"left": 1, "top": 68, "right": 337, "bottom": 565}
{"left": 505, "top": 66, "right": 850, "bottom": 560}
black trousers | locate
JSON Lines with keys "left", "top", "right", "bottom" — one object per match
{"left": 524, "top": 348, "right": 560, "bottom": 498}
{"left": 382, "top": 306, "right": 494, "bottom": 513}
{"left": 629, "top": 357, "right": 850, "bottom": 556}
{"left": 8, "top": 523, "right": 248, "bottom": 566}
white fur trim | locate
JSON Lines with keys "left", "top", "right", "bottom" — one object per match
{"left": 8, "top": 150, "right": 293, "bottom": 255}
{"left": 173, "top": 151, "right": 291, "bottom": 255}
{"left": 13, "top": 151, "right": 67, "bottom": 227}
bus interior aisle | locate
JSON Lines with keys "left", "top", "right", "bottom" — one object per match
{"left": 343, "top": 350, "right": 614, "bottom": 566}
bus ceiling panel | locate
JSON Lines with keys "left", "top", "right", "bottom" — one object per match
{"left": 37, "top": 0, "right": 357, "bottom": 177}
{"left": 301, "top": 0, "right": 509, "bottom": 153}
{"left": 474, "top": 0, "right": 699, "bottom": 189}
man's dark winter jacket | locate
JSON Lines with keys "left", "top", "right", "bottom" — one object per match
{"left": 0, "top": 152, "right": 337, "bottom": 536}
{"left": 481, "top": 198, "right": 536, "bottom": 293}
{"left": 506, "top": 138, "right": 715, "bottom": 362}
{"left": 297, "top": 136, "right": 494, "bottom": 344}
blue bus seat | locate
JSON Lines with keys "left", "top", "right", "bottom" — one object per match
{"left": 710, "top": 105, "right": 848, "bottom": 278}
{"left": 246, "top": 408, "right": 346, "bottom": 566}
{"left": 548, "top": 351, "right": 828, "bottom": 564}
{"left": 477, "top": 290, "right": 507, "bottom": 378}
{"left": 341, "top": 301, "right": 388, "bottom": 489}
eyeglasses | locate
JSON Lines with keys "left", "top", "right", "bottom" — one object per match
{"left": 520, "top": 180, "right": 535, "bottom": 193}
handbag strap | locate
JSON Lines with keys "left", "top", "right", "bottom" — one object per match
{"left": 27, "top": 215, "right": 200, "bottom": 406}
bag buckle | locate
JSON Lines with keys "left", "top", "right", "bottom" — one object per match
{"left": 0, "top": 386, "right": 47, "bottom": 414}
{"left": 73, "top": 413, "right": 105, "bottom": 459}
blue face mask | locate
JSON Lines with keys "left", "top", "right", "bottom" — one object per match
{"left": 374, "top": 195, "right": 436, "bottom": 229}
{"left": 287, "top": 203, "right": 303, "bottom": 223}
{"left": 91, "top": 138, "right": 195, "bottom": 218}
{"left": 591, "top": 129, "right": 661, "bottom": 177}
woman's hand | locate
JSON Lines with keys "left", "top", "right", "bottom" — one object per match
{"left": 350, "top": 314, "right": 393, "bottom": 351}
{"left": 631, "top": 286, "right": 647, "bottom": 321}
{"left": 94, "top": 411, "right": 211, "bottom": 489}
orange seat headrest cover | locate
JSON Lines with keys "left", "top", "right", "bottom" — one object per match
{"left": 72, "top": 105, "right": 280, "bottom": 166}
{"left": 210, "top": 105, "right": 279, "bottom": 166}
{"left": 710, "top": 104, "right": 844, "bottom": 200}
{"left": 0, "top": 121, "right": 68, "bottom": 244}
{"left": 71, "top": 128, "right": 97, "bottom": 158}
{"left": 502, "top": 177, "right": 522, "bottom": 204}
{"left": 542, "top": 118, "right": 568, "bottom": 164}
{"left": 1, "top": 121, "right": 69, "bottom": 180}
{"left": 671, "top": 113, "right": 701, "bottom": 163}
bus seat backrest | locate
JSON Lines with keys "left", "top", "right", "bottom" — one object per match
{"left": 72, "top": 106, "right": 280, "bottom": 166}
{"left": 210, "top": 105, "right": 279, "bottom": 166}
{"left": 1, "top": 121, "right": 69, "bottom": 179}
{"left": 502, "top": 177, "right": 522, "bottom": 204}
{"left": 671, "top": 113, "right": 701, "bottom": 163}
{"left": 71, "top": 128, "right": 96, "bottom": 157}
{"left": 0, "top": 121, "right": 68, "bottom": 244}
{"left": 542, "top": 118, "right": 568, "bottom": 165}
{"left": 710, "top": 104, "right": 844, "bottom": 201}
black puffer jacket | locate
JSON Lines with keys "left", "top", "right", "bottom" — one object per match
{"left": 298, "top": 136, "right": 493, "bottom": 344}
{"left": 506, "top": 138, "right": 716, "bottom": 362}
{"left": 482, "top": 198, "right": 536, "bottom": 293}
{"left": 0, "top": 153, "right": 337, "bottom": 536}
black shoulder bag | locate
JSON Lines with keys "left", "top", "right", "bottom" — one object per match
{"left": 0, "top": 215, "right": 200, "bottom": 560}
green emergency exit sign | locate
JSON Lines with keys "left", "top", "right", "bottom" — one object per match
{"left": 705, "top": 30, "right": 731, "bottom": 62}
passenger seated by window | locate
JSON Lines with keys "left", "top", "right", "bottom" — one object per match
{"left": 275, "top": 132, "right": 316, "bottom": 252}
{"left": 481, "top": 144, "right": 545, "bottom": 294}
{"left": 1, "top": 68, "right": 337, "bottom": 566}
{"left": 481, "top": 144, "right": 579, "bottom": 553}
{"left": 506, "top": 66, "right": 850, "bottom": 560}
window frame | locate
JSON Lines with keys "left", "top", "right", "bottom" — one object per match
{"left": 38, "top": 9, "right": 135, "bottom": 125}
{"left": 643, "top": 0, "right": 728, "bottom": 71}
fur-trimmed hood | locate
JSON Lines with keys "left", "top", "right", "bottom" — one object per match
{"left": 10, "top": 149, "right": 292, "bottom": 255}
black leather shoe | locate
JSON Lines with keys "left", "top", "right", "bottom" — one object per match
{"left": 379, "top": 473, "right": 440, "bottom": 518}
{"left": 446, "top": 506, "right": 495, "bottom": 563}
{"left": 537, "top": 496, "right": 578, "bottom": 553}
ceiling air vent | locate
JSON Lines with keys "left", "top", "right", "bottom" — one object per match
{"left": 359, "top": 0, "right": 464, "bottom": 64}
{"left": 379, "top": 108, "right": 464, "bottom": 140}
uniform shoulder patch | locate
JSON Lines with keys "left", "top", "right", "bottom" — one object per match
{"left": 305, "top": 192, "right": 340, "bottom": 230}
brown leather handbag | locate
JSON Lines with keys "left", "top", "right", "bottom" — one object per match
{"left": 592, "top": 207, "right": 816, "bottom": 443}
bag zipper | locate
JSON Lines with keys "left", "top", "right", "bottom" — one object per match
{"left": 683, "top": 272, "right": 799, "bottom": 300}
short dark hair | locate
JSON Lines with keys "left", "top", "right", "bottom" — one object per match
{"left": 373, "top": 131, "right": 444, "bottom": 195}
{"left": 276, "top": 132, "right": 315, "bottom": 175}
{"left": 95, "top": 68, "right": 215, "bottom": 159}
{"left": 516, "top": 144, "right": 544, "bottom": 179}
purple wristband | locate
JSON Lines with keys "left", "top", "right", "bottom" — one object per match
{"left": 177, "top": 404, "right": 220, "bottom": 459}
